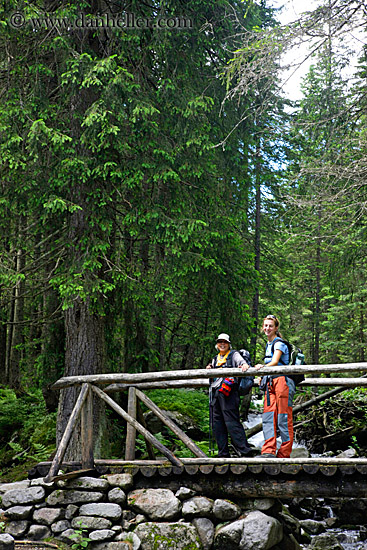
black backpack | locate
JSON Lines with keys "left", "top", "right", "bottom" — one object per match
{"left": 212, "top": 349, "right": 254, "bottom": 395}
{"left": 237, "top": 349, "right": 255, "bottom": 395}
{"left": 267, "top": 338, "right": 305, "bottom": 386}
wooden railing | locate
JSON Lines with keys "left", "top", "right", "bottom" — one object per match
{"left": 44, "top": 364, "right": 367, "bottom": 482}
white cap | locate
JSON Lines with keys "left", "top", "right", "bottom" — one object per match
{"left": 216, "top": 333, "right": 231, "bottom": 344}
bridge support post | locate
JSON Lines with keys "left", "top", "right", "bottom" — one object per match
{"left": 125, "top": 387, "right": 137, "bottom": 460}
{"left": 81, "top": 385, "right": 94, "bottom": 469}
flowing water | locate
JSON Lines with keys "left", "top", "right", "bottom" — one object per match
{"left": 243, "top": 406, "right": 367, "bottom": 550}
{"left": 303, "top": 530, "right": 367, "bottom": 549}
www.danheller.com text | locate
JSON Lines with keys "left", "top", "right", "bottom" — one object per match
{"left": 8, "top": 11, "right": 194, "bottom": 30}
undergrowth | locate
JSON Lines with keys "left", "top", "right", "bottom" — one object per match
{"left": 0, "top": 388, "right": 56, "bottom": 481}
{"left": 296, "top": 388, "right": 367, "bottom": 455}
{"left": 145, "top": 388, "right": 210, "bottom": 433}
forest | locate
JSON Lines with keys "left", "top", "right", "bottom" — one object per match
{"left": 0, "top": 0, "right": 367, "bottom": 478}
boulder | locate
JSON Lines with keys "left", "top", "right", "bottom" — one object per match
{"left": 33, "top": 507, "right": 64, "bottom": 525}
{"left": 182, "top": 497, "right": 213, "bottom": 518}
{"left": 128, "top": 489, "right": 181, "bottom": 521}
{"left": 133, "top": 515, "right": 146, "bottom": 525}
{"left": 58, "top": 477, "right": 109, "bottom": 491}
{"left": 108, "top": 488, "right": 126, "bottom": 505}
{"left": 299, "top": 519, "right": 325, "bottom": 535}
{"left": 242, "top": 498, "right": 276, "bottom": 512}
{"left": 134, "top": 522, "right": 201, "bottom": 550}
{"left": 5, "top": 520, "right": 29, "bottom": 538}
{"left": 51, "top": 520, "right": 71, "bottom": 534}
{"left": 290, "top": 447, "right": 309, "bottom": 458}
{"left": 0, "top": 481, "right": 30, "bottom": 494}
{"left": 336, "top": 448, "right": 356, "bottom": 458}
{"left": 89, "top": 530, "right": 115, "bottom": 541}
{"left": 30, "top": 478, "right": 54, "bottom": 488}
{"left": 175, "top": 487, "right": 196, "bottom": 501}
{"left": 56, "top": 528, "right": 79, "bottom": 544}
{"left": 310, "top": 533, "right": 344, "bottom": 549}
{"left": 47, "top": 490, "right": 104, "bottom": 506}
{"left": 213, "top": 499, "right": 241, "bottom": 521}
{"left": 192, "top": 518, "right": 215, "bottom": 550}
{"left": 0, "top": 534, "right": 14, "bottom": 550}
{"left": 27, "top": 524, "right": 51, "bottom": 540}
{"left": 272, "top": 533, "right": 303, "bottom": 550}
{"left": 113, "top": 532, "right": 141, "bottom": 549}
{"left": 2, "top": 487, "right": 45, "bottom": 508}
{"left": 92, "top": 543, "right": 136, "bottom": 550}
{"left": 104, "top": 474, "right": 133, "bottom": 491}
{"left": 65, "top": 504, "right": 79, "bottom": 519}
{"left": 333, "top": 498, "right": 367, "bottom": 525}
{"left": 79, "top": 503, "right": 122, "bottom": 521}
{"left": 72, "top": 517, "right": 112, "bottom": 530}
{"left": 214, "top": 511, "right": 283, "bottom": 550}
{"left": 4, "top": 506, "right": 33, "bottom": 520}
{"left": 276, "top": 505, "right": 301, "bottom": 536}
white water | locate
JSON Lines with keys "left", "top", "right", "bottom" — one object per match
{"left": 244, "top": 399, "right": 367, "bottom": 549}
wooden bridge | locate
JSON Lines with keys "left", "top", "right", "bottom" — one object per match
{"left": 37, "top": 363, "right": 367, "bottom": 498}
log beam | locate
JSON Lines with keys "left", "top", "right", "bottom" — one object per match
{"left": 51, "top": 364, "right": 367, "bottom": 389}
{"left": 90, "top": 384, "right": 183, "bottom": 468}
{"left": 44, "top": 383, "right": 90, "bottom": 483}
{"left": 134, "top": 472, "right": 367, "bottom": 499}
{"left": 135, "top": 389, "right": 207, "bottom": 458}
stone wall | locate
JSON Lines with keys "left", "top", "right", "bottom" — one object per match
{"left": 0, "top": 474, "right": 362, "bottom": 550}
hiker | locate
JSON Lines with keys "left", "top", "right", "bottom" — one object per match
{"left": 206, "top": 333, "right": 255, "bottom": 458}
{"left": 252, "top": 315, "right": 296, "bottom": 458}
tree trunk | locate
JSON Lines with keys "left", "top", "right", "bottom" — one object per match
{"left": 9, "top": 242, "right": 25, "bottom": 391}
{"left": 313, "top": 216, "right": 321, "bottom": 365}
{"left": 360, "top": 301, "right": 365, "bottom": 362}
{"left": 57, "top": 297, "right": 106, "bottom": 461}
{"left": 0, "top": 297, "right": 6, "bottom": 382}
{"left": 250, "top": 140, "right": 261, "bottom": 360}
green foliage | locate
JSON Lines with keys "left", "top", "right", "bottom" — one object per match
{"left": 146, "top": 389, "right": 209, "bottom": 433}
{"left": 69, "top": 522, "right": 91, "bottom": 550}
{"left": 0, "top": 389, "right": 56, "bottom": 476}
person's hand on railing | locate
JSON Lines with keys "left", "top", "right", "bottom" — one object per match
{"left": 240, "top": 363, "right": 250, "bottom": 372}
{"left": 206, "top": 363, "right": 212, "bottom": 369}
{"left": 255, "top": 363, "right": 264, "bottom": 370}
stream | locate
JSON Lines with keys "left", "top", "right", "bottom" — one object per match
{"left": 243, "top": 406, "right": 367, "bottom": 550}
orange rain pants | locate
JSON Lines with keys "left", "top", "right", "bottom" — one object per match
{"left": 261, "top": 375, "right": 295, "bottom": 458}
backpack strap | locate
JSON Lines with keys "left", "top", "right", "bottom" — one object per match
{"left": 213, "top": 350, "right": 235, "bottom": 368}
{"left": 264, "top": 337, "right": 283, "bottom": 363}
{"left": 270, "top": 337, "right": 292, "bottom": 366}
{"left": 211, "top": 350, "right": 238, "bottom": 390}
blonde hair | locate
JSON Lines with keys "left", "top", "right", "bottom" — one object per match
{"left": 263, "top": 315, "right": 283, "bottom": 338}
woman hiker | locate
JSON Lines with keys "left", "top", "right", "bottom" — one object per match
{"left": 206, "top": 333, "right": 256, "bottom": 458}
{"left": 248, "top": 315, "right": 296, "bottom": 458}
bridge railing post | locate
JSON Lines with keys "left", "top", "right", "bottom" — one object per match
{"left": 81, "top": 385, "right": 94, "bottom": 469}
{"left": 125, "top": 387, "right": 137, "bottom": 460}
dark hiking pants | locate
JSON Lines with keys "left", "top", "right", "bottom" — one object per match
{"left": 211, "top": 389, "right": 251, "bottom": 457}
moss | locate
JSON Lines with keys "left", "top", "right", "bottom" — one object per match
{"left": 140, "top": 523, "right": 202, "bottom": 550}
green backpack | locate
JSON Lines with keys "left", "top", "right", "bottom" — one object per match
{"left": 268, "top": 337, "right": 305, "bottom": 385}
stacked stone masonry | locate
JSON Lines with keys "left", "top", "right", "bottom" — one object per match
{"left": 0, "top": 475, "right": 363, "bottom": 550}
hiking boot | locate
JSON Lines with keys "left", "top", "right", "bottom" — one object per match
{"left": 241, "top": 448, "right": 259, "bottom": 458}
{"left": 261, "top": 453, "right": 276, "bottom": 458}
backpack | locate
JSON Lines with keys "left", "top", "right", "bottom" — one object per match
{"left": 237, "top": 349, "right": 255, "bottom": 395}
{"left": 268, "top": 338, "right": 305, "bottom": 386}
{"left": 212, "top": 349, "right": 254, "bottom": 395}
